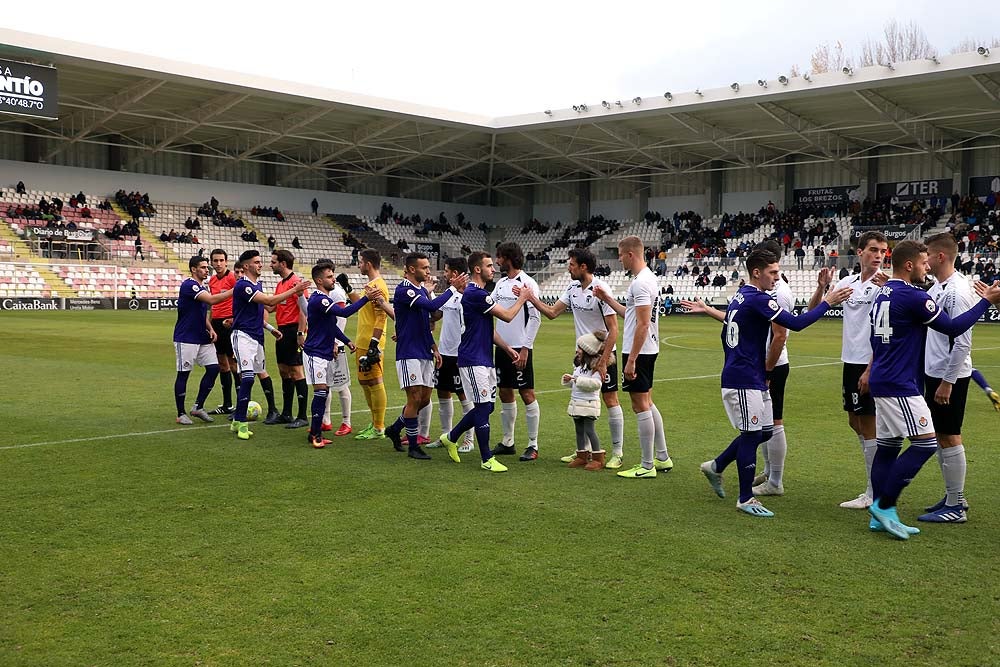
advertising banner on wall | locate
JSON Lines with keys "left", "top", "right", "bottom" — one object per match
{"left": 0, "top": 59, "right": 58, "bottom": 120}
{"left": 969, "top": 176, "right": 1000, "bottom": 198}
{"left": 27, "top": 227, "right": 97, "bottom": 242}
{"left": 792, "top": 185, "right": 862, "bottom": 207}
{"left": 413, "top": 241, "right": 441, "bottom": 268}
{"left": 875, "top": 179, "right": 953, "bottom": 201}
{"left": 851, "top": 225, "right": 918, "bottom": 242}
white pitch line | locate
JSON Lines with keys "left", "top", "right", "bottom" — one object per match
{"left": 2, "top": 361, "right": 842, "bottom": 452}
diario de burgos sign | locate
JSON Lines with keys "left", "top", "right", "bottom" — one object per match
{"left": 0, "top": 59, "right": 58, "bottom": 120}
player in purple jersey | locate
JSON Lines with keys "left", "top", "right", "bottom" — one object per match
{"left": 369, "top": 252, "right": 467, "bottom": 460}
{"left": 684, "top": 249, "right": 852, "bottom": 517}
{"left": 229, "top": 249, "right": 310, "bottom": 441}
{"left": 863, "top": 240, "right": 1000, "bottom": 539}
{"left": 173, "top": 256, "right": 234, "bottom": 425}
{"left": 435, "top": 252, "right": 529, "bottom": 472}
{"left": 302, "top": 262, "right": 369, "bottom": 449}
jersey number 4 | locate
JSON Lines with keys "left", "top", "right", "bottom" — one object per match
{"left": 873, "top": 301, "right": 893, "bottom": 343}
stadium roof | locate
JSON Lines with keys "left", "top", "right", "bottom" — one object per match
{"left": 2, "top": 28, "right": 1000, "bottom": 201}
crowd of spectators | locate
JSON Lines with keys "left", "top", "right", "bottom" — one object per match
{"left": 251, "top": 205, "right": 284, "bottom": 221}
{"left": 184, "top": 216, "right": 202, "bottom": 230}
{"left": 159, "top": 229, "right": 199, "bottom": 244}
{"left": 6, "top": 203, "right": 60, "bottom": 222}
{"left": 376, "top": 202, "right": 474, "bottom": 236}
{"left": 115, "top": 190, "right": 156, "bottom": 222}
{"left": 240, "top": 229, "right": 259, "bottom": 243}
{"left": 105, "top": 220, "right": 140, "bottom": 240}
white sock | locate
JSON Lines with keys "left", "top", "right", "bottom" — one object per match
{"left": 416, "top": 402, "right": 432, "bottom": 439}
{"left": 636, "top": 410, "right": 654, "bottom": 468}
{"left": 525, "top": 400, "right": 540, "bottom": 449}
{"left": 501, "top": 402, "right": 517, "bottom": 446}
{"left": 608, "top": 404, "right": 624, "bottom": 457}
{"left": 323, "top": 388, "right": 333, "bottom": 425}
{"left": 862, "top": 437, "right": 877, "bottom": 498}
{"left": 338, "top": 387, "right": 352, "bottom": 426}
{"left": 760, "top": 438, "right": 771, "bottom": 477}
{"left": 767, "top": 425, "right": 787, "bottom": 487}
{"left": 438, "top": 396, "right": 454, "bottom": 433}
{"left": 650, "top": 403, "right": 669, "bottom": 460}
{"left": 939, "top": 444, "right": 967, "bottom": 506}
{"left": 460, "top": 398, "right": 474, "bottom": 443}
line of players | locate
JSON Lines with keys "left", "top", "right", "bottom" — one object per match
{"left": 171, "top": 233, "right": 1000, "bottom": 535}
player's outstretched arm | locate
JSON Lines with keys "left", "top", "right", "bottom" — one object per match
{"left": 527, "top": 292, "right": 567, "bottom": 320}
{"left": 195, "top": 288, "right": 234, "bottom": 306}
{"left": 679, "top": 298, "right": 725, "bottom": 323}
{"left": 806, "top": 267, "right": 833, "bottom": 310}
{"left": 593, "top": 284, "right": 625, "bottom": 317}
{"left": 411, "top": 285, "right": 460, "bottom": 312}
{"left": 329, "top": 296, "right": 369, "bottom": 318}
{"left": 252, "top": 280, "right": 311, "bottom": 307}
{"left": 926, "top": 284, "right": 995, "bottom": 337}
{"left": 771, "top": 286, "right": 851, "bottom": 332}
{"left": 491, "top": 287, "right": 532, "bottom": 323}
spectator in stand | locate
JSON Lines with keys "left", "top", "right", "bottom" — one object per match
{"left": 795, "top": 245, "right": 805, "bottom": 269}
{"left": 311, "top": 198, "right": 319, "bottom": 215}
{"left": 76, "top": 191, "right": 86, "bottom": 205}
{"left": 664, "top": 284, "right": 674, "bottom": 295}
{"left": 813, "top": 246, "right": 825, "bottom": 269}
{"left": 134, "top": 235, "right": 145, "bottom": 261}
{"left": 268, "top": 235, "right": 276, "bottom": 252}
{"left": 80, "top": 206, "right": 91, "bottom": 219}
{"left": 712, "top": 274, "right": 727, "bottom": 288}
{"left": 210, "top": 196, "right": 219, "bottom": 214}
{"left": 292, "top": 236, "right": 303, "bottom": 249}
{"left": 828, "top": 248, "right": 839, "bottom": 268}
{"left": 51, "top": 197, "right": 63, "bottom": 212}
{"left": 15, "top": 180, "right": 25, "bottom": 194}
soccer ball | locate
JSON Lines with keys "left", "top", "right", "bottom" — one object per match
{"left": 246, "top": 401, "right": 262, "bottom": 421}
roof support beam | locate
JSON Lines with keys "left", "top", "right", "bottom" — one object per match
{"left": 754, "top": 102, "right": 867, "bottom": 179}
{"left": 206, "top": 106, "right": 332, "bottom": 178}
{"left": 126, "top": 93, "right": 250, "bottom": 169}
{"left": 280, "top": 118, "right": 408, "bottom": 183}
{"left": 399, "top": 154, "right": 490, "bottom": 196}
{"left": 969, "top": 74, "right": 1000, "bottom": 104}
{"left": 45, "top": 78, "right": 165, "bottom": 161}
{"left": 517, "top": 132, "right": 606, "bottom": 179}
{"left": 346, "top": 131, "right": 470, "bottom": 188}
{"left": 853, "top": 89, "right": 960, "bottom": 172}
{"left": 591, "top": 123, "right": 697, "bottom": 181}
{"left": 667, "top": 112, "right": 779, "bottom": 185}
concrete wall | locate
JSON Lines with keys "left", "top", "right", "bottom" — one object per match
{"left": 649, "top": 194, "right": 709, "bottom": 217}
{"left": 721, "top": 190, "right": 781, "bottom": 215}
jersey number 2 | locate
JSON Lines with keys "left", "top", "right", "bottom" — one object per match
{"left": 873, "top": 301, "right": 893, "bottom": 343}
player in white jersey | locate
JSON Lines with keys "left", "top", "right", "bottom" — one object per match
{"left": 318, "top": 267, "right": 354, "bottom": 437}
{"left": 919, "top": 233, "right": 975, "bottom": 523}
{"left": 434, "top": 257, "right": 475, "bottom": 453}
{"left": 809, "top": 231, "right": 888, "bottom": 509}
{"left": 594, "top": 236, "right": 672, "bottom": 478}
{"left": 490, "top": 242, "right": 543, "bottom": 461}
{"left": 529, "top": 247, "right": 623, "bottom": 470}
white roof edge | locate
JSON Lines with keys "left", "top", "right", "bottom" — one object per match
{"left": 0, "top": 27, "right": 495, "bottom": 129}
{"left": 2, "top": 28, "right": 999, "bottom": 132}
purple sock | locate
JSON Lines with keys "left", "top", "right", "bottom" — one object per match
{"left": 234, "top": 372, "right": 254, "bottom": 422}
{"left": 404, "top": 416, "right": 419, "bottom": 449}
{"left": 174, "top": 371, "right": 190, "bottom": 416}
{"left": 735, "top": 431, "right": 767, "bottom": 503}
{"left": 871, "top": 439, "right": 902, "bottom": 500}
{"left": 879, "top": 439, "right": 937, "bottom": 508}
{"left": 386, "top": 415, "right": 404, "bottom": 438}
{"left": 193, "top": 366, "right": 219, "bottom": 411}
{"left": 310, "top": 390, "right": 328, "bottom": 437}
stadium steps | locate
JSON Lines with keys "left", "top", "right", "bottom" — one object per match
{"left": 110, "top": 203, "right": 188, "bottom": 274}
{"left": 0, "top": 223, "right": 33, "bottom": 260}
{"left": 25, "top": 260, "right": 75, "bottom": 296}
{"left": 329, "top": 217, "right": 405, "bottom": 270}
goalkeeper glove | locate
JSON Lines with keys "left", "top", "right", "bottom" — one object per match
{"left": 336, "top": 273, "right": 352, "bottom": 294}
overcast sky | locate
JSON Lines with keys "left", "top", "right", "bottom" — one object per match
{"left": 4, "top": 0, "right": 997, "bottom": 116}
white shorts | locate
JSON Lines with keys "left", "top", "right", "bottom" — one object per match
{"left": 331, "top": 349, "right": 351, "bottom": 390}
{"left": 460, "top": 366, "right": 498, "bottom": 404}
{"left": 174, "top": 342, "right": 217, "bottom": 372}
{"left": 874, "top": 395, "right": 935, "bottom": 439}
{"left": 231, "top": 330, "right": 266, "bottom": 374}
{"left": 721, "top": 388, "right": 773, "bottom": 432}
{"left": 304, "top": 353, "right": 335, "bottom": 386}
{"left": 396, "top": 358, "right": 435, "bottom": 389}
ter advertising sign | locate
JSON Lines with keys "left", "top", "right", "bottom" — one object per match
{"left": 875, "top": 179, "right": 952, "bottom": 201}
{"left": 0, "top": 59, "right": 58, "bottom": 120}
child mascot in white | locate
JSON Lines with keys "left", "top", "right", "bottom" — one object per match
{"left": 562, "top": 330, "right": 608, "bottom": 470}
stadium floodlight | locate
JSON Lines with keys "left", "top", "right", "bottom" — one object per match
{"left": 632, "top": 96, "right": 642, "bottom": 105}
{"left": 929, "top": 55, "right": 940, "bottom": 64}
{"left": 579, "top": 103, "right": 588, "bottom": 111}
{"left": 572, "top": 105, "right": 579, "bottom": 112}
{"left": 694, "top": 89, "right": 703, "bottom": 96}
{"left": 616, "top": 100, "right": 623, "bottom": 107}
{"left": 978, "top": 46, "right": 990, "bottom": 57}
{"left": 778, "top": 75, "right": 789, "bottom": 85}
{"left": 803, "top": 72, "right": 812, "bottom": 82}
{"left": 757, "top": 79, "right": 767, "bottom": 88}
{"left": 730, "top": 82, "right": 740, "bottom": 92}
{"left": 885, "top": 62, "right": 895, "bottom": 70}
{"left": 544, "top": 109, "right": 552, "bottom": 116}
{"left": 842, "top": 66, "right": 854, "bottom": 76}
{"left": 602, "top": 100, "right": 611, "bottom": 109}
{"left": 663, "top": 92, "right": 673, "bottom": 101}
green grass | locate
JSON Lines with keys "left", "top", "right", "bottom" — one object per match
{"left": 2, "top": 312, "right": 1000, "bottom": 666}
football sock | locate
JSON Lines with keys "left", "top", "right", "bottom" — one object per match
{"left": 295, "top": 379, "right": 308, "bottom": 420}
{"left": 500, "top": 402, "right": 517, "bottom": 446}
{"left": 361, "top": 384, "right": 373, "bottom": 414}
{"left": 230, "top": 369, "right": 240, "bottom": 395}
{"left": 323, "top": 387, "right": 333, "bottom": 424}
{"left": 193, "top": 365, "right": 220, "bottom": 411}
{"left": 281, "top": 377, "right": 295, "bottom": 417}
{"left": 736, "top": 430, "right": 769, "bottom": 503}
{"left": 971, "top": 368, "right": 989, "bottom": 392}
{"left": 234, "top": 371, "right": 255, "bottom": 422}
{"left": 439, "top": 396, "right": 454, "bottom": 433}
{"left": 862, "top": 437, "right": 877, "bottom": 498}
{"left": 220, "top": 369, "right": 233, "bottom": 406}
{"left": 476, "top": 422, "right": 492, "bottom": 462}
{"left": 650, "top": 403, "right": 669, "bottom": 460}
{"left": 418, "top": 402, "right": 432, "bottom": 439}
{"left": 370, "top": 383, "right": 387, "bottom": 430}
{"left": 715, "top": 436, "right": 740, "bottom": 474}
{"left": 636, "top": 410, "right": 654, "bottom": 469}
{"left": 404, "top": 416, "right": 419, "bottom": 449}
{"left": 525, "top": 400, "right": 540, "bottom": 449}
{"left": 311, "top": 389, "right": 328, "bottom": 437}
{"left": 879, "top": 437, "right": 938, "bottom": 508}
{"left": 938, "top": 444, "right": 967, "bottom": 506}
{"left": 767, "top": 425, "right": 787, "bottom": 487}
{"left": 386, "top": 415, "right": 404, "bottom": 439}
{"left": 174, "top": 371, "right": 191, "bottom": 416}
{"left": 460, "top": 398, "right": 474, "bottom": 441}
{"left": 338, "top": 387, "right": 352, "bottom": 425}
{"left": 608, "top": 404, "right": 625, "bottom": 457}
{"left": 871, "top": 437, "right": 903, "bottom": 501}
{"left": 259, "top": 375, "right": 277, "bottom": 413}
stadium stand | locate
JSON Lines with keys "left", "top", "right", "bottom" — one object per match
{"left": 0, "top": 263, "right": 52, "bottom": 298}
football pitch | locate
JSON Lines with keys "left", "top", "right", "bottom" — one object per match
{"left": 3, "top": 311, "right": 1000, "bottom": 667}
